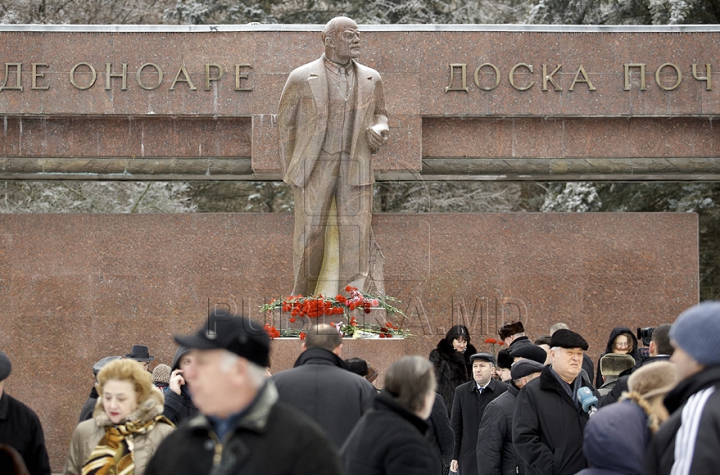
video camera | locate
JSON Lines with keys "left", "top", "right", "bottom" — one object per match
{"left": 637, "top": 327, "right": 654, "bottom": 358}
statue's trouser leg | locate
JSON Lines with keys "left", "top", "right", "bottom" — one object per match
{"left": 336, "top": 173, "right": 372, "bottom": 293}
{"left": 291, "top": 153, "right": 340, "bottom": 296}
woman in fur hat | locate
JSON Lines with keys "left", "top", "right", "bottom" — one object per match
{"left": 595, "top": 326, "right": 640, "bottom": 388}
{"left": 429, "top": 325, "right": 477, "bottom": 415}
{"left": 64, "top": 359, "right": 174, "bottom": 475}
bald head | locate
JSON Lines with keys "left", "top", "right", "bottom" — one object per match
{"left": 322, "top": 16, "right": 360, "bottom": 64}
{"left": 305, "top": 324, "right": 343, "bottom": 352}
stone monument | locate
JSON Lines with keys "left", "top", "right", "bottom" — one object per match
{"left": 278, "top": 16, "right": 389, "bottom": 297}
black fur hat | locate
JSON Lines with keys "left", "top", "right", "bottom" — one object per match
{"left": 497, "top": 349, "right": 514, "bottom": 370}
{"left": 498, "top": 321, "right": 525, "bottom": 340}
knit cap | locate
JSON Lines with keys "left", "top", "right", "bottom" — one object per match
{"left": 152, "top": 364, "right": 172, "bottom": 385}
{"left": 670, "top": 301, "right": 720, "bottom": 366}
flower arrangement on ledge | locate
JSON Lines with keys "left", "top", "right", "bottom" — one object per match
{"left": 261, "top": 286, "right": 409, "bottom": 339}
{"left": 484, "top": 337, "right": 504, "bottom": 358}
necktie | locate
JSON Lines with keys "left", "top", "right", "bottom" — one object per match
{"left": 338, "top": 66, "right": 349, "bottom": 99}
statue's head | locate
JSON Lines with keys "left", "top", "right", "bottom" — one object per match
{"left": 322, "top": 16, "right": 360, "bottom": 64}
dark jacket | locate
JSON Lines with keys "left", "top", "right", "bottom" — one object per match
{"left": 77, "top": 387, "right": 97, "bottom": 423}
{"left": 340, "top": 391, "right": 441, "bottom": 475}
{"left": 645, "top": 365, "right": 720, "bottom": 475}
{"left": 583, "top": 354, "right": 595, "bottom": 386}
{"left": 512, "top": 365, "right": 599, "bottom": 475}
{"left": 163, "top": 345, "right": 199, "bottom": 425}
{"left": 272, "top": 347, "right": 377, "bottom": 448}
{"left": 144, "top": 381, "right": 342, "bottom": 475}
{"left": 576, "top": 400, "right": 649, "bottom": 475}
{"left": 0, "top": 392, "right": 51, "bottom": 475}
{"left": 595, "top": 327, "right": 640, "bottom": 388}
{"left": 477, "top": 382, "right": 522, "bottom": 475}
{"left": 427, "top": 393, "right": 454, "bottom": 474}
{"left": 429, "top": 339, "right": 477, "bottom": 416}
{"left": 451, "top": 378, "right": 507, "bottom": 475}
{"left": 598, "top": 355, "right": 670, "bottom": 408}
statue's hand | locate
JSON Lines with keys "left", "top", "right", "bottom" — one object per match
{"left": 367, "top": 124, "right": 389, "bottom": 151}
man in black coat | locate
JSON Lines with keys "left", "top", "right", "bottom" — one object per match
{"left": 0, "top": 351, "right": 51, "bottom": 475}
{"left": 499, "top": 321, "right": 532, "bottom": 351}
{"left": 145, "top": 311, "right": 342, "bottom": 475}
{"left": 427, "top": 393, "right": 454, "bottom": 475}
{"left": 550, "top": 322, "right": 595, "bottom": 383}
{"left": 450, "top": 352, "right": 507, "bottom": 475}
{"left": 272, "top": 323, "right": 377, "bottom": 448}
{"left": 512, "top": 329, "right": 599, "bottom": 475}
{"left": 645, "top": 302, "right": 720, "bottom": 475}
{"left": 477, "top": 359, "right": 545, "bottom": 475}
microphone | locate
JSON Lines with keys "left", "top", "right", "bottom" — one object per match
{"left": 576, "top": 387, "right": 598, "bottom": 416}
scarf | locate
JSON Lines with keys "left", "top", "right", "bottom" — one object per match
{"left": 81, "top": 415, "right": 170, "bottom": 475}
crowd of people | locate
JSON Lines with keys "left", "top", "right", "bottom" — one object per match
{"left": 1, "top": 302, "right": 720, "bottom": 475}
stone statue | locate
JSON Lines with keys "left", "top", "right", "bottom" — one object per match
{"left": 278, "top": 16, "right": 389, "bottom": 297}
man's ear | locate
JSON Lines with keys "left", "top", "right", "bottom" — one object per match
{"left": 333, "top": 343, "right": 343, "bottom": 357}
{"left": 302, "top": 342, "right": 307, "bottom": 352}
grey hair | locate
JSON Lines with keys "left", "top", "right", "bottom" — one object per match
{"left": 219, "top": 350, "right": 267, "bottom": 388}
{"left": 385, "top": 356, "right": 436, "bottom": 413}
{"left": 220, "top": 351, "right": 239, "bottom": 373}
{"left": 245, "top": 361, "right": 269, "bottom": 387}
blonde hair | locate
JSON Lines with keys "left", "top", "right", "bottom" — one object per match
{"left": 97, "top": 358, "right": 154, "bottom": 404}
{"left": 620, "top": 391, "right": 662, "bottom": 433}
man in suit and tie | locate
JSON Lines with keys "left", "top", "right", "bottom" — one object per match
{"left": 451, "top": 352, "right": 507, "bottom": 475}
{"left": 277, "top": 16, "right": 389, "bottom": 297}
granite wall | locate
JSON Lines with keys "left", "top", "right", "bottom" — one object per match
{"left": 1, "top": 25, "right": 720, "bottom": 180}
{"left": 0, "top": 212, "right": 698, "bottom": 471}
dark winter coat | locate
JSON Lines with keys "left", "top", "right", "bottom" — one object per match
{"left": 340, "top": 391, "right": 441, "bottom": 475}
{"left": 429, "top": 339, "right": 477, "bottom": 416}
{"left": 595, "top": 326, "right": 640, "bottom": 388}
{"left": 576, "top": 400, "right": 649, "bottom": 475}
{"left": 272, "top": 347, "right": 377, "bottom": 448}
{"left": 477, "top": 382, "right": 522, "bottom": 475}
{"left": 144, "top": 381, "right": 342, "bottom": 475}
{"left": 512, "top": 365, "right": 599, "bottom": 475}
{"left": 583, "top": 354, "right": 596, "bottom": 386}
{"left": 598, "top": 355, "right": 670, "bottom": 408}
{"left": 77, "top": 387, "right": 97, "bottom": 423}
{"left": 645, "top": 365, "right": 720, "bottom": 475}
{"left": 162, "top": 345, "right": 199, "bottom": 425}
{"left": 427, "top": 393, "right": 454, "bottom": 474}
{"left": 451, "top": 378, "right": 507, "bottom": 475}
{"left": 0, "top": 391, "right": 51, "bottom": 475}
